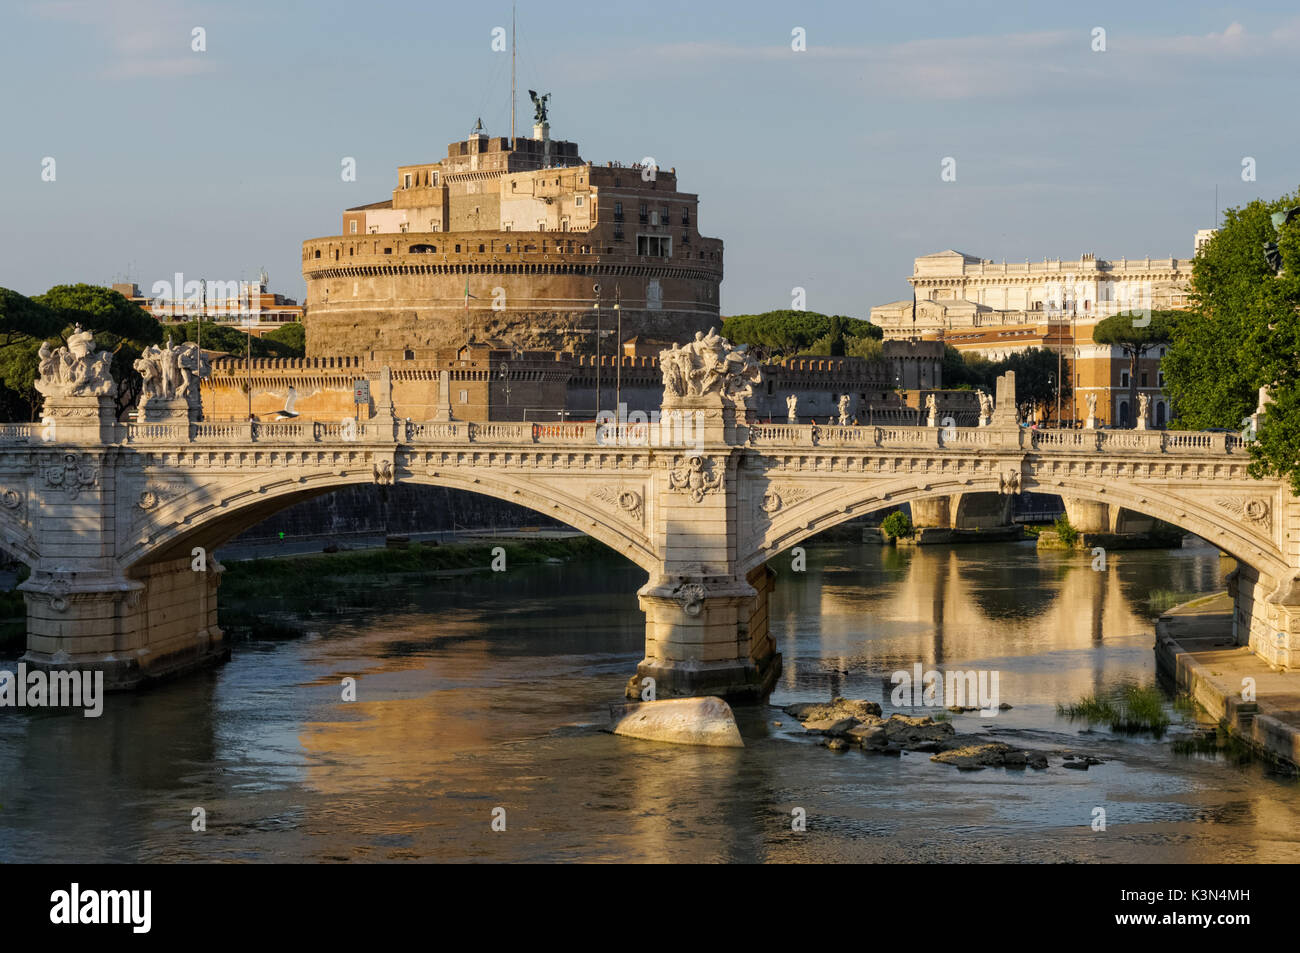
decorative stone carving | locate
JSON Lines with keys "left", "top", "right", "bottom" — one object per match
{"left": 138, "top": 491, "right": 159, "bottom": 510}
{"left": 837, "top": 394, "right": 852, "bottom": 426}
{"left": 135, "top": 337, "right": 210, "bottom": 420}
{"left": 786, "top": 394, "right": 798, "bottom": 422}
{"left": 1216, "top": 496, "right": 1272, "bottom": 533}
{"left": 373, "top": 461, "right": 395, "bottom": 485}
{"left": 977, "top": 390, "right": 993, "bottom": 426}
{"left": 760, "top": 486, "right": 811, "bottom": 514}
{"left": 925, "top": 394, "right": 939, "bottom": 427}
{"left": 589, "top": 485, "right": 644, "bottom": 522}
{"left": 44, "top": 453, "right": 98, "bottom": 499}
{"left": 36, "top": 325, "right": 116, "bottom": 400}
{"left": 1, "top": 489, "right": 20, "bottom": 509}
{"left": 668, "top": 455, "right": 722, "bottom": 503}
{"left": 659, "top": 328, "right": 761, "bottom": 401}
{"left": 999, "top": 468, "right": 1021, "bottom": 495}
{"left": 673, "top": 581, "right": 707, "bottom": 616}
{"left": 1136, "top": 392, "right": 1150, "bottom": 430}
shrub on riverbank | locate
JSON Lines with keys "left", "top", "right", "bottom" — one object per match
{"left": 1053, "top": 515, "right": 1079, "bottom": 547}
{"left": 1057, "top": 683, "right": 1171, "bottom": 735}
{"left": 881, "top": 511, "right": 913, "bottom": 540}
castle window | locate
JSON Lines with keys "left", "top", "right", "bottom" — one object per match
{"left": 404, "top": 349, "right": 415, "bottom": 360}
{"left": 459, "top": 390, "right": 468, "bottom": 403}
{"left": 455, "top": 244, "right": 461, "bottom": 252}
{"left": 639, "top": 204, "right": 648, "bottom": 223}
{"left": 350, "top": 221, "right": 358, "bottom": 234}
{"left": 614, "top": 202, "right": 623, "bottom": 221}
{"left": 383, "top": 247, "right": 392, "bottom": 254}
{"left": 314, "top": 250, "right": 321, "bottom": 258}
{"left": 399, "top": 223, "right": 408, "bottom": 233}
{"left": 575, "top": 195, "right": 584, "bottom": 207}
{"left": 478, "top": 244, "right": 485, "bottom": 252}
{"left": 403, "top": 173, "right": 411, "bottom": 189}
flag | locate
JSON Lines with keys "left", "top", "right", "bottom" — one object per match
{"left": 464, "top": 279, "right": 479, "bottom": 311}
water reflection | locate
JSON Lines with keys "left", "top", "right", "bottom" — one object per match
{"left": 1, "top": 537, "right": 1297, "bottom": 863}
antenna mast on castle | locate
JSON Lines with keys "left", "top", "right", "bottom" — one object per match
{"left": 510, "top": 2, "right": 517, "bottom": 145}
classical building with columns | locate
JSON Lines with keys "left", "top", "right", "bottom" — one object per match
{"left": 869, "top": 242, "right": 1209, "bottom": 427}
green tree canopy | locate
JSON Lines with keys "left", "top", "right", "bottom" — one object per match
{"left": 721, "top": 310, "right": 881, "bottom": 361}
{"left": 1092, "top": 309, "right": 1180, "bottom": 427}
{"left": 165, "top": 320, "right": 304, "bottom": 358}
{"left": 1160, "top": 187, "right": 1300, "bottom": 490}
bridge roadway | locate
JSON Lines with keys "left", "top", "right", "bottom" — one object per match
{"left": 0, "top": 383, "right": 1295, "bottom": 700}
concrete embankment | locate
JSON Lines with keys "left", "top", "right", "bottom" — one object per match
{"left": 1156, "top": 592, "right": 1300, "bottom": 770}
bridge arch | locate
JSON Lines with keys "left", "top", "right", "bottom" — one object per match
{"left": 119, "top": 466, "right": 658, "bottom": 574}
{"left": 744, "top": 474, "right": 1288, "bottom": 583}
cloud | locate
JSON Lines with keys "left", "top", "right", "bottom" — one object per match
{"left": 30, "top": 0, "right": 217, "bottom": 79}
{"left": 642, "top": 17, "right": 1300, "bottom": 101}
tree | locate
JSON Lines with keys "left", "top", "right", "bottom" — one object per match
{"left": 166, "top": 321, "right": 303, "bottom": 359}
{"left": 721, "top": 310, "right": 880, "bottom": 361}
{"left": 1092, "top": 310, "right": 1179, "bottom": 427}
{"left": 1160, "top": 188, "right": 1300, "bottom": 490}
{"left": 0, "top": 289, "right": 61, "bottom": 419}
{"left": 264, "top": 322, "right": 305, "bottom": 356}
{"left": 999, "top": 347, "right": 1072, "bottom": 422}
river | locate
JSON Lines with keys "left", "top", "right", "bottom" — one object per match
{"left": 2, "top": 537, "right": 1297, "bottom": 863}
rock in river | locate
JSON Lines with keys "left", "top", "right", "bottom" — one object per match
{"left": 608, "top": 697, "right": 744, "bottom": 748}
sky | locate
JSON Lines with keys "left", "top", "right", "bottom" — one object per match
{"left": 1, "top": 0, "right": 1298, "bottom": 318}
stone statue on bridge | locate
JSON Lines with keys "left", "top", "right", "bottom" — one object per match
{"left": 786, "top": 394, "right": 798, "bottom": 422}
{"left": 977, "top": 389, "right": 993, "bottom": 426}
{"left": 134, "top": 337, "right": 211, "bottom": 421}
{"left": 837, "top": 394, "right": 851, "bottom": 426}
{"left": 1137, "top": 392, "right": 1150, "bottom": 430}
{"left": 36, "top": 325, "right": 116, "bottom": 400}
{"left": 925, "top": 393, "right": 939, "bottom": 427}
{"left": 659, "top": 328, "right": 761, "bottom": 404}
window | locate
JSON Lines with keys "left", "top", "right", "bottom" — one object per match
{"left": 455, "top": 244, "right": 461, "bottom": 252}
{"left": 404, "top": 349, "right": 415, "bottom": 360}
{"left": 639, "top": 203, "right": 648, "bottom": 223}
{"left": 1121, "top": 371, "right": 1130, "bottom": 387}
{"left": 349, "top": 221, "right": 358, "bottom": 234}
{"left": 661, "top": 206, "right": 669, "bottom": 225}
{"left": 1141, "top": 372, "right": 1148, "bottom": 387}
{"left": 383, "top": 247, "right": 392, "bottom": 255}
{"left": 575, "top": 195, "right": 584, "bottom": 207}
{"left": 403, "top": 173, "right": 411, "bottom": 189}
{"left": 399, "top": 223, "right": 408, "bottom": 233}
{"left": 636, "top": 234, "right": 672, "bottom": 257}
{"left": 614, "top": 201, "right": 623, "bottom": 220}
{"left": 478, "top": 244, "right": 485, "bottom": 252}
{"left": 459, "top": 390, "right": 468, "bottom": 403}
{"left": 1158, "top": 371, "right": 1165, "bottom": 387}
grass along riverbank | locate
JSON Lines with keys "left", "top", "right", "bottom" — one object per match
{"left": 217, "top": 535, "right": 618, "bottom": 637}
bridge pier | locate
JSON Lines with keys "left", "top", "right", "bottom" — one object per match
{"left": 633, "top": 564, "right": 779, "bottom": 702}
{"left": 21, "top": 558, "right": 227, "bottom": 689}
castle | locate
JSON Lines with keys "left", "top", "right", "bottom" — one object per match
{"left": 301, "top": 107, "right": 723, "bottom": 357}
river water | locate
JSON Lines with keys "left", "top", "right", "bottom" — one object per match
{"left": 2, "top": 537, "right": 1298, "bottom": 863}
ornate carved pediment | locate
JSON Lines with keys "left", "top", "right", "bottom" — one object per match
{"left": 673, "top": 581, "right": 707, "bottom": 616}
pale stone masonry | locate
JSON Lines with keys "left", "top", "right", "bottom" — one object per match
{"left": 7, "top": 358, "right": 1300, "bottom": 697}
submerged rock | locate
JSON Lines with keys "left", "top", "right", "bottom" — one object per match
{"left": 608, "top": 697, "right": 744, "bottom": 748}
{"left": 880, "top": 714, "right": 956, "bottom": 748}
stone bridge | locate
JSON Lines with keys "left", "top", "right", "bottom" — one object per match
{"left": 3, "top": 363, "right": 1297, "bottom": 701}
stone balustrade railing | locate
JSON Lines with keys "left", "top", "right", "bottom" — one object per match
{"left": 0, "top": 416, "right": 1242, "bottom": 455}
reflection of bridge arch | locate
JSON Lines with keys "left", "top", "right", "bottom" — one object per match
{"left": 120, "top": 467, "right": 658, "bottom": 573}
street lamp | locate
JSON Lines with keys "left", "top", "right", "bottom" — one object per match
{"left": 592, "top": 283, "right": 602, "bottom": 418}
{"left": 614, "top": 284, "right": 622, "bottom": 411}
{"left": 499, "top": 360, "right": 511, "bottom": 416}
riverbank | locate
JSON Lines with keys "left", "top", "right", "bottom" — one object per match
{"left": 217, "top": 535, "right": 618, "bottom": 637}
{"left": 1156, "top": 591, "right": 1300, "bottom": 772}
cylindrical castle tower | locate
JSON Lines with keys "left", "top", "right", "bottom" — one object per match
{"left": 302, "top": 122, "right": 723, "bottom": 357}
